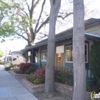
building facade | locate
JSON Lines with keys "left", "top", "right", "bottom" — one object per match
{"left": 22, "top": 18, "right": 100, "bottom": 86}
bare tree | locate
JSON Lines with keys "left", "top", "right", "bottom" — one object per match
{"left": 72, "top": 0, "right": 86, "bottom": 100}
{"left": 44, "top": 0, "right": 61, "bottom": 97}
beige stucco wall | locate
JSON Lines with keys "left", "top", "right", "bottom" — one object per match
{"left": 12, "top": 56, "right": 25, "bottom": 65}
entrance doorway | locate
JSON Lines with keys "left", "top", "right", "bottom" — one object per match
{"left": 56, "top": 53, "right": 63, "bottom": 67}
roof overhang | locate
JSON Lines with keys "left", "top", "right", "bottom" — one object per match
{"left": 21, "top": 32, "right": 100, "bottom": 52}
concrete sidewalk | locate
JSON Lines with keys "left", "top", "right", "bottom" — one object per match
{"left": 0, "top": 65, "right": 38, "bottom": 100}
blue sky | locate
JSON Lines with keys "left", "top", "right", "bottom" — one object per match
{"left": 0, "top": 0, "right": 100, "bottom": 55}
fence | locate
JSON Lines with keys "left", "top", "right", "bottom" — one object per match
{"left": 55, "top": 66, "right": 95, "bottom": 86}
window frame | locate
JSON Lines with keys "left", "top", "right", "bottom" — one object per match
{"left": 65, "top": 43, "right": 88, "bottom": 63}
{"left": 65, "top": 45, "right": 73, "bottom": 63}
{"left": 41, "top": 50, "right": 47, "bottom": 61}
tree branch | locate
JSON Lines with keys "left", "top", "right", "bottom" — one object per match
{"left": 17, "top": 26, "right": 25, "bottom": 31}
{"left": 34, "top": 0, "right": 41, "bottom": 9}
{"left": 16, "top": 33, "right": 28, "bottom": 41}
{"left": 58, "top": 12, "right": 73, "bottom": 20}
{"left": 25, "top": 0, "right": 31, "bottom": 12}
{"left": 30, "top": 0, "right": 35, "bottom": 19}
{"left": 16, "top": 27, "right": 30, "bottom": 42}
{"left": 16, "top": 6, "right": 29, "bottom": 17}
{"left": 35, "top": 0, "right": 46, "bottom": 32}
{"left": 36, "top": 17, "right": 49, "bottom": 33}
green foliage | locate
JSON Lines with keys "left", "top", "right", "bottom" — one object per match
{"left": 54, "top": 69, "right": 66, "bottom": 83}
{"left": 0, "top": 0, "right": 36, "bottom": 43}
{"left": 66, "top": 72, "right": 73, "bottom": 86}
{"left": 0, "top": 0, "right": 16, "bottom": 42}
{"left": 25, "top": 67, "right": 34, "bottom": 74}
{"left": 25, "top": 67, "right": 74, "bottom": 85}
{"left": 25, "top": 74, "right": 41, "bottom": 84}
{"left": 5, "top": 65, "right": 11, "bottom": 71}
{"left": 25, "top": 75, "right": 36, "bottom": 83}
{"left": 86, "top": 86, "right": 92, "bottom": 92}
{"left": 0, "top": 0, "right": 48, "bottom": 47}
{"left": 90, "top": 41, "right": 100, "bottom": 85}
{"left": 25, "top": 67, "right": 45, "bottom": 84}
{"left": 0, "top": 49, "right": 3, "bottom": 57}
{"left": 4, "top": 63, "right": 13, "bottom": 71}
{"left": 33, "top": 78, "right": 41, "bottom": 84}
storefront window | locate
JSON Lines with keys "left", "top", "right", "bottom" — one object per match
{"left": 65, "top": 45, "right": 73, "bottom": 62}
{"left": 65, "top": 44, "right": 88, "bottom": 63}
{"left": 41, "top": 50, "right": 47, "bottom": 61}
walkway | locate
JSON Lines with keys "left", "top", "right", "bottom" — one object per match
{"left": 0, "top": 65, "right": 38, "bottom": 100}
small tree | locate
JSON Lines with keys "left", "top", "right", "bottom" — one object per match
{"left": 90, "top": 41, "right": 100, "bottom": 85}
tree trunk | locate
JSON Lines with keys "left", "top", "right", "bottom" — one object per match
{"left": 72, "top": 0, "right": 86, "bottom": 100}
{"left": 44, "top": 0, "right": 61, "bottom": 97}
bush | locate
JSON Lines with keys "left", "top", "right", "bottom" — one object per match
{"left": 18, "top": 63, "right": 34, "bottom": 74}
{"left": 25, "top": 67, "right": 73, "bottom": 85}
{"left": 90, "top": 41, "right": 100, "bottom": 86}
{"left": 54, "top": 69, "right": 67, "bottom": 83}
{"left": 25, "top": 74, "right": 42, "bottom": 84}
{"left": 34, "top": 67, "right": 72, "bottom": 84}
{"left": 25, "top": 67, "right": 45, "bottom": 84}
{"left": 34, "top": 78, "right": 41, "bottom": 84}
{"left": 86, "top": 86, "right": 92, "bottom": 92}
{"left": 5, "top": 65, "right": 11, "bottom": 71}
{"left": 25, "top": 67, "right": 34, "bottom": 74}
{"left": 25, "top": 74, "right": 36, "bottom": 83}
{"left": 34, "top": 67, "right": 45, "bottom": 83}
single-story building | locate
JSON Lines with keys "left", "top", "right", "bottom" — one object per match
{"left": 22, "top": 18, "right": 100, "bottom": 86}
{"left": 4, "top": 51, "right": 25, "bottom": 65}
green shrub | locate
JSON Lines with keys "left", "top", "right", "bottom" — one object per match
{"left": 25, "top": 67, "right": 73, "bottom": 85}
{"left": 33, "top": 78, "right": 41, "bottom": 84}
{"left": 25, "top": 75, "right": 41, "bottom": 84}
{"left": 86, "top": 86, "right": 92, "bottom": 92}
{"left": 89, "top": 41, "right": 100, "bottom": 85}
{"left": 5, "top": 66, "right": 11, "bottom": 71}
{"left": 25, "top": 67, "right": 34, "bottom": 74}
{"left": 66, "top": 73, "right": 73, "bottom": 86}
{"left": 25, "top": 75, "right": 36, "bottom": 83}
{"left": 54, "top": 69, "right": 66, "bottom": 83}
